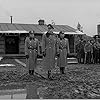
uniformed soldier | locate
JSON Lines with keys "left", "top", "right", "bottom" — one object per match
{"left": 42, "top": 24, "right": 58, "bottom": 80}
{"left": 75, "top": 40, "right": 81, "bottom": 63}
{"left": 80, "top": 39, "right": 85, "bottom": 64}
{"left": 57, "top": 31, "right": 70, "bottom": 74}
{"left": 90, "top": 39, "right": 95, "bottom": 64}
{"left": 84, "top": 40, "right": 93, "bottom": 64}
{"left": 25, "top": 31, "right": 39, "bottom": 75}
{"left": 75, "top": 38, "right": 85, "bottom": 64}
{"left": 93, "top": 36, "right": 100, "bottom": 64}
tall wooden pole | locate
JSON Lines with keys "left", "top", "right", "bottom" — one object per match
{"left": 10, "top": 16, "right": 13, "bottom": 24}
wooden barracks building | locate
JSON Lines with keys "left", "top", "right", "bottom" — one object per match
{"left": 0, "top": 20, "right": 84, "bottom": 56}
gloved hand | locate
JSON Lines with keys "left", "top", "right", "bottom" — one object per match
{"left": 43, "top": 51, "right": 46, "bottom": 57}
{"left": 56, "top": 53, "right": 60, "bottom": 57}
{"left": 67, "top": 53, "right": 70, "bottom": 57}
{"left": 26, "top": 55, "right": 29, "bottom": 59}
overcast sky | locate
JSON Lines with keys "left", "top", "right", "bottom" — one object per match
{"left": 0, "top": 0, "right": 100, "bottom": 36}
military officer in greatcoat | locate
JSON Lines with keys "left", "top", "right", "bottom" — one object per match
{"left": 42, "top": 24, "right": 58, "bottom": 80}
{"left": 25, "top": 31, "right": 39, "bottom": 75}
{"left": 57, "top": 31, "right": 70, "bottom": 74}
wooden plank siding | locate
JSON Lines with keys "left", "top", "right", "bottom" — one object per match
{"left": 19, "top": 36, "right": 25, "bottom": 54}
{"left": 0, "top": 37, "right": 5, "bottom": 54}
{"left": 0, "top": 23, "right": 77, "bottom": 55}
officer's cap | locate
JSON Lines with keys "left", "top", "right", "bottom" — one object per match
{"left": 47, "top": 24, "right": 54, "bottom": 29}
{"left": 95, "top": 35, "right": 98, "bottom": 38}
{"left": 59, "top": 31, "right": 64, "bottom": 34}
{"left": 29, "top": 30, "right": 35, "bottom": 34}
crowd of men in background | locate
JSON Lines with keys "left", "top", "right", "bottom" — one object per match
{"left": 24, "top": 23, "right": 100, "bottom": 80}
{"left": 75, "top": 35, "right": 100, "bottom": 64}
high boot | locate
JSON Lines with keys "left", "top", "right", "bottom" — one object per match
{"left": 29, "top": 70, "right": 34, "bottom": 75}
{"left": 62, "top": 67, "right": 65, "bottom": 74}
{"left": 60, "top": 67, "right": 65, "bottom": 74}
{"left": 31, "top": 70, "right": 34, "bottom": 75}
{"left": 29, "top": 70, "right": 31, "bottom": 75}
{"left": 48, "top": 70, "right": 53, "bottom": 80}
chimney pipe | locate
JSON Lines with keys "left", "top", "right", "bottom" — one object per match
{"left": 10, "top": 16, "right": 12, "bottom": 24}
{"left": 38, "top": 20, "right": 45, "bottom": 25}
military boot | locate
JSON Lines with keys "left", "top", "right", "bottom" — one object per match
{"left": 48, "top": 70, "right": 53, "bottom": 80}
{"left": 60, "top": 67, "right": 65, "bottom": 74}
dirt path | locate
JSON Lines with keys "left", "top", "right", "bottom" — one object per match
{"left": 1, "top": 58, "right": 100, "bottom": 98}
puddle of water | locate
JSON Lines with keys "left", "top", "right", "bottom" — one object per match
{"left": 0, "top": 89, "right": 27, "bottom": 99}
{"left": 0, "top": 95, "right": 11, "bottom": 99}
{"left": 13, "top": 93, "right": 27, "bottom": 99}
{"left": 0, "top": 82, "right": 41, "bottom": 99}
{"left": 0, "top": 64, "right": 15, "bottom": 67}
{"left": 0, "top": 94, "right": 27, "bottom": 99}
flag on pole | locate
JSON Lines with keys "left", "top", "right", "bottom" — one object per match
{"left": 77, "top": 22, "right": 83, "bottom": 32}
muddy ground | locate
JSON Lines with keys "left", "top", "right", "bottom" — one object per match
{"left": 0, "top": 58, "right": 100, "bottom": 99}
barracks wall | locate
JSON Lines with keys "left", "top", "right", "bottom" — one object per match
{"left": 0, "top": 36, "right": 5, "bottom": 54}
{"left": 0, "top": 33, "right": 75, "bottom": 55}
{"left": 19, "top": 36, "right": 25, "bottom": 54}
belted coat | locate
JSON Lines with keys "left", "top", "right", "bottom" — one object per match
{"left": 25, "top": 37, "right": 39, "bottom": 70}
{"left": 57, "top": 38, "right": 70, "bottom": 67}
{"left": 42, "top": 32, "right": 58, "bottom": 71}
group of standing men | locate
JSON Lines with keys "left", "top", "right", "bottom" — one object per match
{"left": 75, "top": 36, "right": 100, "bottom": 64}
{"left": 25, "top": 24, "right": 70, "bottom": 80}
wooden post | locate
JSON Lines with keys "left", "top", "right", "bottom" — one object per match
{"left": 10, "top": 16, "right": 13, "bottom": 24}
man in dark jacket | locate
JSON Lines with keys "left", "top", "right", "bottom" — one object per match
{"left": 93, "top": 36, "right": 100, "bottom": 64}
{"left": 75, "top": 38, "right": 85, "bottom": 64}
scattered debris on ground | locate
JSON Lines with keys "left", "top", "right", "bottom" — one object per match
{"left": 0, "top": 58, "right": 100, "bottom": 98}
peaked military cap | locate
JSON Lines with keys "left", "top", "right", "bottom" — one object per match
{"left": 95, "top": 35, "right": 99, "bottom": 38}
{"left": 59, "top": 31, "right": 64, "bottom": 34}
{"left": 47, "top": 24, "right": 54, "bottom": 29}
{"left": 29, "top": 30, "right": 35, "bottom": 34}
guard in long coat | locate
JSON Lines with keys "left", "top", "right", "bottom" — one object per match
{"left": 57, "top": 31, "right": 70, "bottom": 74}
{"left": 25, "top": 31, "right": 39, "bottom": 75}
{"left": 42, "top": 24, "right": 58, "bottom": 79}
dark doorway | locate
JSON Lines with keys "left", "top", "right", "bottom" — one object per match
{"left": 65, "top": 34, "right": 74, "bottom": 53}
{"left": 5, "top": 36, "right": 19, "bottom": 54}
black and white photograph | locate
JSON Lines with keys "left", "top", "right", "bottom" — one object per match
{"left": 0, "top": 0, "right": 100, "bottom": 99}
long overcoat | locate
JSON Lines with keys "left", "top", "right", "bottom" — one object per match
{"left": 57, "top": 38, "right": 70, "bottom": 67}
{"left": 42, "top": 32, "right": 58, "bottom": 71}
{"left": 25, "top": 37, "right": 39, "bottom": 70}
